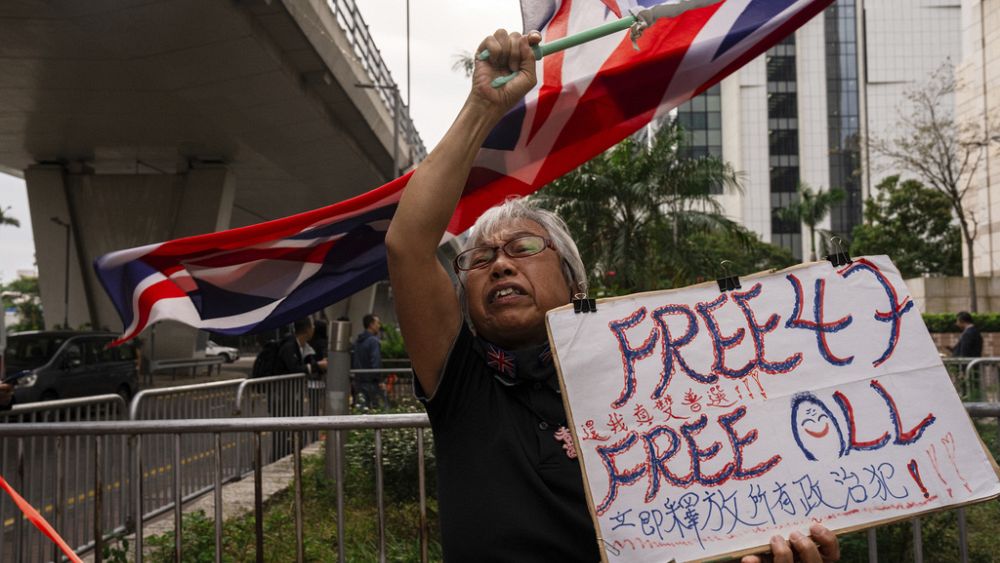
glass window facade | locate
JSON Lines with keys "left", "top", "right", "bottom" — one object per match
{"left": 676, "top": 84, "right": 724, "bottom": 193}
{"left": 825, "top": 0, "right": 862, "bottom": 238}
{"left": 767, "top": 36, "right": 802, "bottom": 260}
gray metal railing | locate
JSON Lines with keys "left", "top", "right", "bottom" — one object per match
{"left": 3, "top": 390, "right": 996, "bottom": 562}
{"left": 1, "top": 374, "right": 331, "bottom": 562}
{"left": 3, "top": 404, "right": 999, "bottom": 562}
{"left": 129, "top": 378, "right": 248, "bottom": 539}
{"left": 326, "top": 0, "right": 426, "bottom": 162}
{"left": 127, "top": 375, "right": 328, "bottom": 542}
{"left": 0, "top": 414, "right": 432, "bottom": 563}
{"left": 942, "top": 356, "right": 1000, "bottom": 402}
{"left": 233, "top": 373, "right": 323, "bottom": 463}
{"left": 868, "top": 402, "right": 1000, "bottom": 563}
{"left": 1, "top": 395, "right": 128, "bottom": 563}
{"left": 147, "top": 356, "right": 225, "bottom": 382}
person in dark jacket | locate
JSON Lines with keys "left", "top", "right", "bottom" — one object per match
{"left": 352, "top": 314, "right": 385, "bottom": 408}
{"left": 273, "top": 318, "right": 321, "bottom": 376}
{"left": 268, "top": 318, "right": 319, "bottom": 455}
{"left": 952, "top": 311, "right": 983, "bottom": 358}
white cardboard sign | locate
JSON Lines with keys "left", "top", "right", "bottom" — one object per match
{"left": 546, "top": 256, "right": 1000, "bottom": 562}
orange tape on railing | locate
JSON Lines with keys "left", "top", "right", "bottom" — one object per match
{"left": 0, "top": 473, "right": 83, "bottom": 563}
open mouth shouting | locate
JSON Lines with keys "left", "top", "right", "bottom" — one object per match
{"left": 489, "top": 283, "right": 528, "bottom": 305}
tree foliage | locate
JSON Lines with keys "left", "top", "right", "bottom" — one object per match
{"left": 379, "top": 322, "right": 408, "bottom": 359}
{"left": 868, "top": 62, "right": 995, "bottom": 310}
{"left": 1, "top": 275, "right": 43, "bottom": 331}
{"left": 532, "top": 119, "right": 794, "bottom": 295}
{"left": 849, "top": 175, "right": 961, "bottom": 278}
{"left": 774, "top": 183, "right": 846, "bottom": 262}
{"left": 0, "top": 205, "right": 19, "bottom": 228}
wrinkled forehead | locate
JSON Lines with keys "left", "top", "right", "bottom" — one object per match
{"left": 471, "top": 218, "right": 549, "bottom": 247}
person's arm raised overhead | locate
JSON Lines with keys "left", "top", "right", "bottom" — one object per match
{"left": 385, "top": 30, "right": 541, "bottom": 397}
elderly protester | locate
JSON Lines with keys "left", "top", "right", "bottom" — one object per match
{"left": 385, "top": 29, "right": 840, "bottom": 563}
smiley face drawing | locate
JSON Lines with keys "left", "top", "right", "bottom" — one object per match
{"left": 791, "top": 393, "right": 846, "bottom": 461}
{"left": 802, "top": 407, "right": 831, "bottom": 438}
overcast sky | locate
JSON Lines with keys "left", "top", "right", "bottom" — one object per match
{"left": 0, "top": 1, "right": 522, "bottom": 284}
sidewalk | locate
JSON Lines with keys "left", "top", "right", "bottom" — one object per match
{"left": 82, "top": 440, "right": 323, "bottom": 562}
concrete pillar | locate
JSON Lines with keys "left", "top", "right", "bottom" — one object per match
{"left": 24, "top": 164, "right": 93, "bottom": 331}
{"left": 24, "top": 162, "right": 235, "bottom": 358}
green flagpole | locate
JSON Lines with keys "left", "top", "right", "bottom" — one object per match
{"left": 478, "top": 15, "right": 637, "bottom": 87}
{"left": 476, "top": 0, "right": 724, "bottom": 87}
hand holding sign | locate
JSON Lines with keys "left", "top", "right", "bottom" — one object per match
{"left": 546, "top": 256, "right": 1000, "bottom": 562}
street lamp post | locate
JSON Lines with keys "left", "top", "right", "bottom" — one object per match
{"left": 356, "top": 82, "right": 402, "bottom": 179}
{"left": 50, "top": 217, "right": 70, "bottom": 329}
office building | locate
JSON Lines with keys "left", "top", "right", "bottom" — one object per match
{"left": 677, "top": 0, "right": 961, "bottom": 259}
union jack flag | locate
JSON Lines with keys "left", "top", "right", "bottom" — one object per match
{"left": 485, "top": 344, "right": 517, "bottom": 378}
{"left": 95, "top": 0, "right": 833, "bottom": 343}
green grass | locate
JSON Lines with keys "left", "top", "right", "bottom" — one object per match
{"left": 144, "top": 448, "right": 442, "bottom": 562}
{"left": 143, "top": 397, "right": 442, "bottom": 562}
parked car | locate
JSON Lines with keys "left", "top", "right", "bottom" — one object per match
{"left": 206, "top": 340, "right": 239, "bottom": 363}
{"left": 2, "top": 331, "right": 139, "bottom": 404}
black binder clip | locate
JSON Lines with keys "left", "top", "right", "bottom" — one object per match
{"left": 572, "top": 292, "right": 597, "bottom": 314}
{"left": 716, "top": 260, "right": 741, "bottom": 293}
{"left": 824, "top": 236, "right": 853, "bottom": 267}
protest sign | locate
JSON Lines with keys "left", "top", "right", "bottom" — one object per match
{"left": 546, "top": 256, "right": 1000, "bottom": 562}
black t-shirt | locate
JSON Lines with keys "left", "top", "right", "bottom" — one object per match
{"left": 416, "top": 322, "right": 600, "bottom": 562}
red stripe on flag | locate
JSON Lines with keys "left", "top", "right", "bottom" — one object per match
{"left": 113, "top": 278, "right": 190, "bottom": 345}
{"left": 185, "top": 240, "right": 338, "bottom": 268}
{"left": 162, "top": 264, "right": 185, "bottom": 277}
{"left": 528, "top": 0, "right": 572, "bottom": 144}
{"left": 148, "top": 173, "right": 409, "bottom": 259}
{"left": 530, "top": 5, "right": 717, "bottom": 190}
{"left": 599, "top": 0, "right": 623, "bottom": 18}
{"left": 448, "top": 169, "right": 534, "bottom": 235}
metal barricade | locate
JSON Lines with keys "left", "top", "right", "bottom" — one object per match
{"left": 128, "top": 380, "right": 247, "bottom": 532}
{"left": 865, "top": 402, "right": 1000, "bottom": 563}
{"left": 0, "top": 414, "right": 433, "bottom": 563}
{"left": 942, "top": 357, "right": 1000, "bottom": 402}
{"left": 0, "top": 395, "right": 127, "bottom": 563}
{"left": 5, "top": 392, "right": 994, "bottom": 562}
{"left": 234, "top": 373, "right": 320, "bottom": 465}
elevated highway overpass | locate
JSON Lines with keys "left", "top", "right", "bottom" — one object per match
{"left": 0, "top": 0, "right": 424, "bottom": 353}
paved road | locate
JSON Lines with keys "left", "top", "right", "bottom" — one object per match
{"left": 145, "top": 355, "right": 254, "bottom": 389}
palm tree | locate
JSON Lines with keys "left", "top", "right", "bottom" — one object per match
{"left": 532, "top": 119, "right": 751, "bottom": 293}
{"left": 774, "top": 183, "right": 846, "bottom": 262}
{"left": 0, "top": 205, "right": 21, "bottom": 227}
{"left": 452, "top": 51, "right": 475, "bottom": 78}
{"left": 0, "top": 206, "right": 20, "bottom": 228}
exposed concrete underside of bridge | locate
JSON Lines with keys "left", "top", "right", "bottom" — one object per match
{"left": 0, "top": 0, "right": 420, "bottom": 354}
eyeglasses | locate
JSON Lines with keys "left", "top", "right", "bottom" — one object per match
{"left": 453, "top": 235, "right": 554, "bottom": 273}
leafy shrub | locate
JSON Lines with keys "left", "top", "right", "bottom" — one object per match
{"left": 147, "top": 510, "right": 219, "bottom": 562}
{"left": 345, "top": 402, "right": 436, "bottom": 503}
{"left": 380, "top": 322, "right": 408, "bottom": 359}
{"left": 922, "top": 313, "right": 1000, "bottom": 333}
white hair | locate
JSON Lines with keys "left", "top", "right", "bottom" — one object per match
{"left": 456, "top": 197, "right": 588, "bottom": 327}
